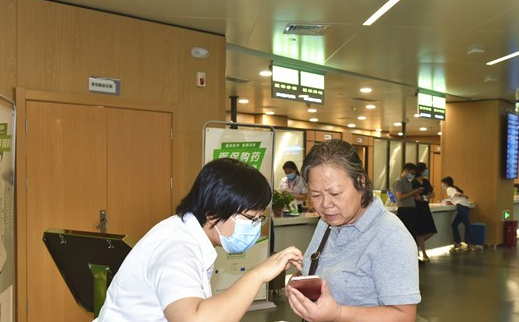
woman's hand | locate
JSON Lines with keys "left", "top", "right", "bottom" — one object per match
{"left": 252, "top": 246, "right": 302, "bottom": 283}
{"left": 287, "top": 279, "right": 342, "bottom": 322}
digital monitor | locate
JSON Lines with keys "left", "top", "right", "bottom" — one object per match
{"left": 271, "top": 63, "right": 325, "bottom": 104}
{"left": 417, "top": 90, "right": 446, "bottom": 120}
{"left": 505, "top": 112, "right": 519, "bottom": 179}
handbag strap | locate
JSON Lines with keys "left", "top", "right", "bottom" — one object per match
{"left": 308, "top": 226, "right": 331, "bottom": 275}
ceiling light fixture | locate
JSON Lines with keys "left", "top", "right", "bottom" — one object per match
{"left": 467, "top": 46, "right": 485, "bottom": 55}
{"left": 376, "top": 128, "right": 382, "bottom": 132}
{"left": 259, "top": 70, "right": 272, "bottom": 77}
{"left": 308, "top": 108, "right": 317, "bottom": 113}
{"left": 487, "top": 50, "right": 519, "bottom": 65}
{"left": 238, "top": 99, "right": 249, "bottom": 104}
{"left": 363, "top": 0, "right": 401, "bottom": 26}
{"left": 438, "top": 132, "right": 442, "bottom": 136}
{"left": 420, "top": 127, "right": 427, "bottom": 131}
{"left": 360, "top": 87, "right": 372, "bottom": 93}
{"left": 394, "top": 122, "right": 402, "bottom": 126}
{"left": 366, "top": 104, "right": 376, "bottom": 109}
{"left": 347, "top": 123, "right": 356, "bottom": 128}
{"left": 310, "top": 118, "right": 318, "bottom": 122}
{"left": 358, "top": 116, "right": 367, "bottom": 120}
{"left": 398, "top": 132, "right": 403, "bottom": 136}
{"left": 265, "top": 111, "right": 275, "bottom": 115}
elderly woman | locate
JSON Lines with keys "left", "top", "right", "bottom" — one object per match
{"left": 286, "top": 139, "right": 420, "bottom": 322}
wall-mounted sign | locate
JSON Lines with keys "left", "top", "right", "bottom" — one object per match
{"left": 271, "top": 63, "right": 325, "bottom": 105}
{"left": 88, "top": 77, "right": 121, "bottom": 95}
{"left": 417, "top": 90, "right": 445, "bottom": 120}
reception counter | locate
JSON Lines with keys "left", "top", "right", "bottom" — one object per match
{"left": 272, "top": 202, "right": 476, "bottom": 259}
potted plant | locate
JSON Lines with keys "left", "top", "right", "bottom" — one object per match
{"left": 271, "top": 189, "right": 294, "bottom": 216}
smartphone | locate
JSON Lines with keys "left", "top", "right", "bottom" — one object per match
{"left": 289, "top": 275, "right": 322, "bottom": 301}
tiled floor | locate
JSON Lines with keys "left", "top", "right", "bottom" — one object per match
{"left": 242, "top": 245, "right": 519, "bottom": 322}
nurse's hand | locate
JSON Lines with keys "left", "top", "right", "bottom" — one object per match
{"left": 287, "top": 279, "right": 342, "bottom": 322}
{"left": 252, "top": 246, "right": 302, "bottom": 283}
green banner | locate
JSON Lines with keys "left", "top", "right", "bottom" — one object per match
{"left": 213, "top": 141, "right": 266, "bottom": 169}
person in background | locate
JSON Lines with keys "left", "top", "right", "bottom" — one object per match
{"left": 393, "top": 163, "right": 423, "bottom": 240}
{"left": 412, "top": 163, "right": 437, "bottom": 261}
{"left": 286, "top": 139, "right": 420, "bottom": 322}
{"left": 441, "top": 176, "right": 476, "bottom": 251}
{"left": 279, "top": 161, "right": 308, "bottom": 212}
{"left": 96, "top": 158, "right": 303, "bottom": 322}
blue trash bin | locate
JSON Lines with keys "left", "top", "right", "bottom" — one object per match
{"left": 471, "top": 223, "right": 487, "bottom": 246}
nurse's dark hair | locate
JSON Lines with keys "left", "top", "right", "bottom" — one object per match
{"left": 176, "top": 158, "right": 272, "bottom": 227}
{"left": 441, "top": 176, "right": 464, "bottom": 193}
{"left": 301, "top": 139, "right": 373, "bottom": 208}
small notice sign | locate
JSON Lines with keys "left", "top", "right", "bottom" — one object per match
{"left": 88, "top": 77, "right": 121, "bottom": 95}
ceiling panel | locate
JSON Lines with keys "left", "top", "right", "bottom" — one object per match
{"left": 48, "top": 0, "right": 519, "bottom": 137}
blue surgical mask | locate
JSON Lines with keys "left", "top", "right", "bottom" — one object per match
{"left": 287, "top": 173, "right": 296, "bottom": 180}
{"left": 215, "top": 217, "right": 261, "bottom": 253}
{"left": 407, "top": 173, "right": 414, "bottom": 181}
{"left": 441, "top": 183, "right": 446, "bottom": 190}
{"left": 423, "top": 170, "right": 429, "bottom": 177}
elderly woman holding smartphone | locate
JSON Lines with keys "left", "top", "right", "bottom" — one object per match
{"left": 286, "top": 139, "right": 421, "bottom": 322}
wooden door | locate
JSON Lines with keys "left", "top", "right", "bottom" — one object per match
{"left": 24, "top": 102, "right": 172, "bottom": 322}
{"left": 106, "top": 108, "right": 172, "bottom": 240}
{"left": 26, "top": 102, "right": 107, "bottom": 321}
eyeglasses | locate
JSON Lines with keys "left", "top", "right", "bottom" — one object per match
{"left": 236, "top": 213, "right": 267, "bottom": 227}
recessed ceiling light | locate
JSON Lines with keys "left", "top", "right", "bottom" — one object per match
{"left": 259, "top": 70, "right": 272, "bottom": 77}
{"left": 310, "top": 118, "right": 318, "bottom": 122}
{"left": 438, "top": 132, "right": 442, "bottom": 136}
{"left": 366, "top": 104, "right": 376, "bottom": 109}
{"left": 238, "top": 99, "right": 249, "bottom": 104}
{"left": 347, "top": 123, "right": 356, "bottom": 128}
{"left": 394, "top": 122, "right": 402, "bottom": 126}
{"left": 376, "top": 128, "right": 382, "bottom": 132}
{"left": 360, "top": 87, "right": 372, "bottom": 93}
{"left": 358, "top": 116, "right": 367, "bottom": 120}
{"left": 398, "top": 132, "right": 403, "bottom": 136}
{"left": 265, "top": 111, "right": 275, "bottom": 115}
{"left": 414, "top": 113, "right": 421, "bottom": 118}
{"left": 308, "top": 108, "right": 317, "bottom": 113}
{"left": 420, "top": 127, "right": 427, "bottom": 131}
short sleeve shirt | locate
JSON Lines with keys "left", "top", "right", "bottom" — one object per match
{"left": 393, "top": 176, "right": 416, "bottom": 208}
{"left": 302, "top": 196, "right": 421, "bottom": 306}
{"left": 98, "top": 213, "right": 217, "bottom": 322}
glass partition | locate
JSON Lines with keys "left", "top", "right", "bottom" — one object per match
{"left": 389, "top": 140, "right": 403, "bottom": 190}
{"left": 373, "top": 139, "right": 388, "bottom": 189}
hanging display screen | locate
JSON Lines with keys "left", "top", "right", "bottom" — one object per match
{"left": 417, "top": 90, "right": 446, "bottom": 120}
{"left": 505, "top": 112, "right": 519, "bottom": 179}
{"left": 271, "top": 63, "right": 325, "bottom": 104}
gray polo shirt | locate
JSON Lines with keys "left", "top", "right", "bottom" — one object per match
{"left": 393, "top": 176, "right": 416, "bottom": 208}
{"left": 302, "top": 196, "right": 421, "bottom": 306}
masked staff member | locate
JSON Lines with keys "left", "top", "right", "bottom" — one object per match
{"left": 279, "top": 161, "right": 308, "bottom": 212}
{"left": 96, "top": 158, "right": 303, "bottom": 322}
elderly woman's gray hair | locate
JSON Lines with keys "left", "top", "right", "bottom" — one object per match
{"left": 301, "top": 139, "right": 373, "bottom": 208}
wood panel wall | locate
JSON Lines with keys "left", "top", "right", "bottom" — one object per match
{"left": 12, "top": 0, "right": 226, "bottom": 209}
{"left": 442, "top": 100, "right": 514, "bottom": 245}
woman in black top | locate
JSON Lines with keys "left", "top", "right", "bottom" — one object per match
{"left": 412, "top": 163, "right": 437, "bottom": 261}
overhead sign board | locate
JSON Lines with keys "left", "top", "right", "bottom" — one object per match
{"left": 417, "top": 90, "right": 446, "bottom": 120}
{"left": 271, "top": 63, "right": 325, "bottom": 105}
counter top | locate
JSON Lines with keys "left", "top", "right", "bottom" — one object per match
{"left": 273, "top": 202, "right": 476, "bottom": 227}
{"left": 272, "top": 212, "right": 320, "bottom": 226}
